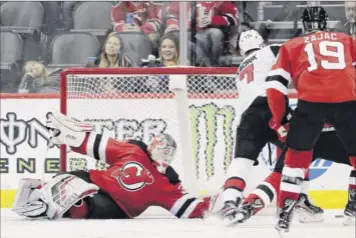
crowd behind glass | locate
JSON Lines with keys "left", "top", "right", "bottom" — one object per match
{"left": 0, "top": 1, "right": 355, "bottom": 94}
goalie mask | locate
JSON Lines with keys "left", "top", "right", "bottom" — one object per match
{"left": 148, "top": 133, "right": 177, "bottom": 165}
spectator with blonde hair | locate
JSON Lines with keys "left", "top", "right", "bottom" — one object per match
{"left": 142, "top": 34, "right": 180, "bottom": 67}
{"left": 18, "top": 61, "right": 60, "bottom": 93}
{"left": 158, "top": 34, "right": 180, "bottom": 66}
{"left": 87, "top": 32, "right": 133, "bottom": 68}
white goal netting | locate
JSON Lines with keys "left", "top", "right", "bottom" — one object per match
{"left": 60, "top": 67, "right": 276, "bottom": 196}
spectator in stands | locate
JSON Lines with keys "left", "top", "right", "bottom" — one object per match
{"left": 18, "top": 61, "right": 60, "bottom": 93}
{"left": 158, "top": 34, "right": 180, "bottom": 66}
{"left": 164, "top": 1, "right": 239, "bottom": 66}
{"left": 87, "top": 32, "right": 133, "bottom": 68}
{"left": 333, "top": 1, "right": 356, "bottom": 37}
{"left": 111, "top": 1, "right": 163, "bottom": 48}
{"left": 142, "top": 34, "right": 180, "bottom": 67}
{"left": 139, "top": 34, "right": 181, "bottom": 93}
{"left": 343, "top": 1, "right": 355, "bottom": 37}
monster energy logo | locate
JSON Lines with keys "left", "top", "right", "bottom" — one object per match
{"left": 190, "top": 103, "right": 235, "bottom": 179}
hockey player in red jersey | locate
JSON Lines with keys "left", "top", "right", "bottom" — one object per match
{"left": 235, "top": 125, "right": 353, "bottom": 224}
{"left": 266, "top": 6, "right": 356, "bottom": 234}
{"left": 213, "top": 29, "right": 352, "bottom": 227}
{"left": 12, "top": 111, "right": 211, "bottom": 220}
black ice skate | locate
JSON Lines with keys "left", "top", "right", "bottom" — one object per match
{"left": 275, "top": 199, "right": 296, "bottom": 236}
{"left": 295, "top": 193, "right": 324, "bottom": 223}
{"left": 343, "top": 188, "right": 356, "bottom": 226}
{"left": 233, "top": 198, "right": 264, "bottom": 224}
{"left": 215, "top": 198, "right": 244, "bottom": 226}
{"left": 219, "top": 199, "right": 240, "bottom": 218}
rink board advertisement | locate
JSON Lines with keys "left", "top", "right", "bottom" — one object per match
{"left": 0, "top": 96, "right": 351, "bottom": 209}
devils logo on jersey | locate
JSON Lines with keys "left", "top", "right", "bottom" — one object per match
{"left": 112, "top": 162, "right": 154, "bottom": 191}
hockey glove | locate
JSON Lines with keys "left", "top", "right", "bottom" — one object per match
{"left": 12, "top": 179, "right": 47, "bottom": 218}
{"left": 46, "top": 110, "right": 93, "bottom": 147}
{"left": 269, "top": 118, "right": 288, "bottom": 142}
{"left": 270, "top": 106, "right": 293, "bottom": 142}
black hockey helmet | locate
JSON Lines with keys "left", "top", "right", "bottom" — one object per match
{"left": 302, "top": 6, "right": 328, "bottom": 33}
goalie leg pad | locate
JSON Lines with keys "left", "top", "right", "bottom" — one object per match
{"left": 40, "top": 174, "right": 99, "bottom": 220}
{"left": 54, "top": 171, "right": 128, "bottom": 219}
{"left": 57, "top": 170, "right": 92, "bottom": 183}
{"left": 46, "top": 110, "right": 94, "bottom": 147}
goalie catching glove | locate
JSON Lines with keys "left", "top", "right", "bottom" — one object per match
{"left": 46, "top": 110, "right": 94, "bottom": 147}
{"left": 12, "top": 174, "right": 99, "bottom": 220}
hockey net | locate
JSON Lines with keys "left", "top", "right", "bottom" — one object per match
{"left": 60, "top": 67, "right": 276, "bottom": 197}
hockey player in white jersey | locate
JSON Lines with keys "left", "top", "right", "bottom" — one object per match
{"left": 218, "top": 29, "right": 290, "bottom": 224}
{"left": 217, "top": 30, "right": 322, "bottom": 225}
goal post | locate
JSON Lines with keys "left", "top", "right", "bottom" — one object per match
{"left": 59, "top": 67, "right": 258, "bottom": 196}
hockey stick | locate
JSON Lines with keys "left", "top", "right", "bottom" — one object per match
{"left": 41, "top": 128, "right": 59, "bottom": 187}
{"left": 40, "top": 143, "right": 51, "bottom": 187}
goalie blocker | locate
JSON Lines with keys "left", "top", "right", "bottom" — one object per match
{"left": 12, "top": 111, "right": 212, "bottom": 220}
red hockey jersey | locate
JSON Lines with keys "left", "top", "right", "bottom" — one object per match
{"left": 111, "top": 1, "right": 163, "bottom": 34}
{"left": 267, "top": 31, "right": 356, "bottom": 103}
{"left": 165, "top": 1, "right": 239, "bottom": 31}
{"left": 72, "top": 132, "right": 210, "bottom": 218}
{"left": 266, "top": 31, "right": 356, "bottom": 124}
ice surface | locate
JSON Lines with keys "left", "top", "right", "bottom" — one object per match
{"left": 1, "top": 208, "right": 355, "bottom": 238}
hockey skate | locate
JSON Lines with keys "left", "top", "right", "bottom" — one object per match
{"left": 275, "top": 199, "right": 296, "bottom": 237}
{"left": 230, "top": 198, "right": 264, "bottom": 224}
{"left": 295, "top": 193, "right": 324, "bottom": 223}
{"left": 343, "top": 188, "right": 356, "bottom": 226}
{"left": 212, "top": 198, "right": 243, "bottom": 226}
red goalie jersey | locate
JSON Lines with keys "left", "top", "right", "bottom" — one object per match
{"left": 72, "top": 132, "right": 210, "bottom": 218}
{"left": 111, "top": 1, "right": 163, "bottom": 34}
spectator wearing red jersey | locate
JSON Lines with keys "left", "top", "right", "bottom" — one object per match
{"left": 111, "top": 1, "right": 164, "bottom": 47}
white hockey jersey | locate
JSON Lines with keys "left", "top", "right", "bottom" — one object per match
{"left": 235, "top": 44, "right": 281, "bottom": 116}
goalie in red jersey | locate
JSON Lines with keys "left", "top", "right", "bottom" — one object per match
{"left": 12, "top": 111, "right": 211, "bottom": 220}
{"left": 265, "top": 6, "right": 356, "bottom": 234}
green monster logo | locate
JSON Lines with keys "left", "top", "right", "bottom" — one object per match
{"left": 189, "top": 103, "right": 236, "bottom": 179}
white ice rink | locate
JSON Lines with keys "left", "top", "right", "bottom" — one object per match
{"left": 1, "top": 208, "right": 355, "bottom": 238}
